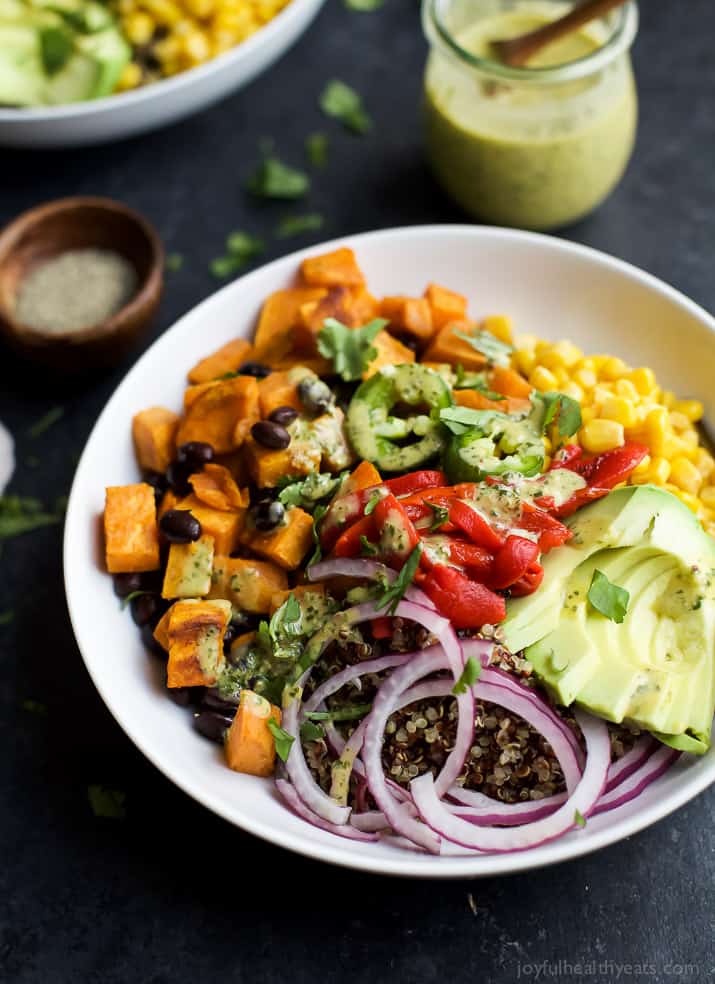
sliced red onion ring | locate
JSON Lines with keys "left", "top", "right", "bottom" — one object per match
{"left": 275, "top": 779, "right": 377, "bottom": 842}
{"left": 591, "top": 744, "right": 680, "bottom": 815}
{"left": 448, "top": 793, "right": 567, "bottom": 826}
{"left": 411, "top": 709, "right": 610, "bottom": 853}
{"left": 0, "top": 419, "right": 14, "bottom": 494}
{"left": 281, "top": 672, "right": 352, "bottom": 826}
{"left": 604, "top": 735, "right": 658, "bottom": 793}
{"left": 308, "top": 556, "right": 437, "bottom": 610}
{"left": 303, "top": 652, "right": 412, "bottom": 714}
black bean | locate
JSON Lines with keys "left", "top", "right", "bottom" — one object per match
{"left": 268, "top": 405, "right": 299, "bottom": 427}
{"left": 193, "top": 710, "right": 233, "bottom": 743}
{"left": 160, "top": 509, "right": 201, "bottom": 543}
{"left": 202, "top": 687, "right": 240, "bottom": 714}
{"left": 166, "top": 460, "right": 193, "bottom": 497}
{"left": 223, "top": 622, "right": 237, "bottom": 651}
{"left": 298, "top": 377, "right": 335, "bottom": 415}
{"left": 167, "top": 687, "right": 193, "bottom": 707}
{"left": 229, "top": 611, "right": 259, "bottom": 638}
{"left": 251, "top": 420, "right": 291, "bottom": 450}
{"left": 113, "top": 572, "right": 143, "bottom": 598}
{"left": 250, "top": 485, "right": 277, "bottom": 505}
{"left": 141, "top": 622, "right": 165, "bottom": 658}
{"left": 130, "top": 592, "right": 161, "bottom": 627}
{"left": 238, "top": 361, "right": 271, "bottom": 379}
{"left": 252, "top": 499, "right": 285, "bottom": 531}
{"left": 177, "top": 441, "right": 214, "bottom": 469}
{"left": 144, "top": 470, "right": 169, "bottom": 505}
{"left": 398, "top": 334, "right": 420, "bottom": 354}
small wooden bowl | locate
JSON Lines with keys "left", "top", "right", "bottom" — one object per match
{"left": 0, "top": 196, "right": 164, "bottom": 372}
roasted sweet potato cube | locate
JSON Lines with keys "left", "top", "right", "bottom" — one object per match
{"left": 153, "top": 607, "right": 172, "bottom": 651}
{"left": 132, "top": 407, "right": 180, "bottom": 474}
{"left": 422, "top": 321, "right": 487, "bottom": 371}
{"left": 158, "top": 489, "right": 180, "bottom": 521}
{"left": 454, "top": 388, "right": 510, "bottom": 413}
{"left": 243, "top": 437, "right": 321, "bottom": 488}
{"left": 166, "top": 599, "right": 231, "bottom": 688}
{"left": 187, "top": 338, "right": 253, "bottom": 384}
{"left": 425, "top": 283, "right": 468, "bottom": 330}
{"left": 341, "top": 460, "right": 381, "bottom": 494}
{"left": 269, "top": 582, "right": 327, "bottom": 615}
{"left": 209, "top": 556, "right": 288, "bottom": 613}
{"left": 252, "top": 287, "right": 327, "bottom": 366}
{"left": 362, "top": 330, "right": 415, "bottom": 380}
{"left": 189, "top": 464, "right": 248, "bottom": 512}
{"left": 257, "top": 368, "right": 312, "bottom": 418}
{"left": 300, "top": 247, "right": 366, "bottom": 288}
{"left": 175, "top": 494, "right": 245, "bottom": 554}
{"left": 183, "top": 380, "right": 219, "bottom": 410}
{"left": 162, "top": 534, "right": 215, "bottom": 599}
{"left": 240, "top": 506, "right": 314, "bottom": 570}
{"left": 104, "top": 483, "right": 160, "bottom": 574}
{"left": 380, "top": 296, "right": 435, "bottom": 345}
{"left": 295, "top": 286, "right": 378, "bottom": 352}
{"left": 225, "top": 690, "right": 281, "bottom": 777}
{"left": 176, "top": 376, "right": 259, "bottom": 453}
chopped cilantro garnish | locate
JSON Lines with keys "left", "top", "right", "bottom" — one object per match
{"left": 305, "top": 703, "right": 372, "bottom": 722}
{"left": 300, "top": 720, "right": 325, "bottom": 742}
{"left": 319, "top": 80, "right": 372, "bottom": 134}
{"left": 427, "top": 502, "right": 449, "bottom": 532}
{"left": 267, "top": 718, "right": 295, "bottom": 761}
{"left": 210, "top": 231, "right": 264, "bottom": 279}
{"left": 453, "top": 329, "right": 513, "bottom": 367}
{"left": 364, "top": 490, "right": 383, "bottom": 516}
{"left": 88, "top": 785, "right": 126, "bottom": 820}
{"left": 360, "top": 534, "right": 379, "bottom": 557}
{"left": 375, "top": 542, "right": 423, "bottom": 615}
{"left": 307, "top": 504, "right": 327, "bottom": 567}
{"left": 587, "top": 569, "right": 630, "bottom": 624}
{"left": 574, "top": 808, "right": 587, "bottom": 828}
{"left": 452, "top": 656, "right": 481, "bottom": 695}
{"left": 28, "top": 406, "right": 64, "bottom": 438}
{"left": 119, "top": 590, "right": 150, "bottom": 611}
{"left": 165, "top": 253, "right": 184, "bottom": 272}
{"left": 541, "top": 391, "right": 582, "bottom": 438}
{"left": 246, "top": 153, "right": 310, "bottom": 199}
{"left": 0, "top": 496, "right": 61, "bottom": 540}
{"left": 305, "top": 131, "right": 329, "bottom": 167}
{"left": 345, "top": 0, "right": 384, "bottom": 9}
{"left": 279, "top": 472, "right": 343, "bottom": 510}
{"left": 317, "top": 317, "right": 387, "bottom": 381}
{"left": 276, "top": 213, "right": 324, "bottom": 238}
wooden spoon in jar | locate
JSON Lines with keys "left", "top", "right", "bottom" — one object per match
{"left": 491, "top": 0, "right": 629, "bottom": 68}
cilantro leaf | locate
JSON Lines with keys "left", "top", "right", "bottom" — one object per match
{"left": 375, "top": 543, "right": 423, "bottom": 615}
{"left": 364, "top": 490, "right": 383, "bottom": 515}
{"left": 453, "top": 329, "right": 513, "bottom": 367}
{"left": 317, "top": 317, "right": 387, "bottom": 381}
{"left": 360, "top": 534, "right": 379, "bottom": 556}
{"left": 246, "top": 154, "right": 309, "bottom": 199}
{"left": 27, "top": 406, "right": 64, "bottom": 438}
{"left": 88, "top": 785, "right": 126, "bottom": 820}
{"left": 574, "top": 808, "right": 587, "bottom": 828}
{"left": 119, "top": 590, "right": 151, "bottom": 611}
{"left": 276, "top": 213, "right": 324, "bottom": 239}
{"left": 210, "top": 231, "right": 264, "bottom": 279}
{"left": 452, "top": 656, "right": 481, "bottom": 695}
{"left": 0, "top": 610, "right": 14, "bottom": 626}
{"left": 587, "top": 569, "right": 630, "bottom": 623}
{"left": 426, "top": 502, "right": 449, "bottom": 532}
{"left": 267, "top": 718, "right": 295, "bottom": 761}
{"left": 165, "top": 253, "right": 183, "bottom": 272}
{"left": 305, "top": 703, "right": 372, "bottom": 722}
{"left": 319, "top": 80, "right": 372, "bottom": 134}
{"left": 541, "top": 392, "right": 582, "bottom": 438}
{"left": 279, "top": 472, "right": 344, "bottom": 511}
{"left": 305, "top": 131, "right": 328, "bottom": 167}
{"left": 0, "top": 496, "right": 61, "bottom": 540}
{"left": 307, "top": 504, "right": 327, "bottom": 567}
{"left": 345, "top": 0, "right": 384, "bottom": 9}
{"left": 271, "top": 593, "right": 302, "bottom": 640}
{"left": 438, "top": 405, "right": 503, "bottom": 436}
{"left": 301, "top": 720, "right": 325, "bottom": 742}
{"left": 39, "top": 26, "right": 73, "bottom": 76}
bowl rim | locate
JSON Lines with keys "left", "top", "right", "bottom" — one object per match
{"left": 63, "top": 224, "right": 715, "bottom": 878}
{"left": 0, "top": 0, "right": 323, "bottom": 122}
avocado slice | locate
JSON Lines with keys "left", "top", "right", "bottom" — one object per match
{"left": 503, "top": 485, "right": 715, "bottom": 752}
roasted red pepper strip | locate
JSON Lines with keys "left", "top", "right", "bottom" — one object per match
{"left": 320, "top": 484, "right": 386, "bottom": 550}
{"left": 446, "top": 539, "right": 494, "bottom": 578}
{"left": 551, "top": 442, "right": 649, "bottom": 517}
{"left": 489, "top": 535, "right": 540, "bottom": 590}
{"left": 370, "top": 617, "right": 393, "bottom": 639}
{"left": 418, "top": 565, "right": 506, "bottom": 629}
{"left": 384, "top": 470, "right": 447, "bottom": 498}
{"left": 373, "top": 493, "right": 420, "bottom": 566}
{"left": 509, "top": 562, "right": 544, "bottom": 597}
{"left": 449, "top": 499, "right": 505, "bottom": 552}
{"left": 549, "top": 444, "right": 583, "bottom": 470}
{"left": 519, "top": 502, "right": 572, "bottom": 553}
{"left": 333, "top": 513, "right": 378, "bottom": 557}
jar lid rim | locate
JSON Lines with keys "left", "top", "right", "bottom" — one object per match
{"left": 423, "top": 0, "right": 639, "bottom": 83}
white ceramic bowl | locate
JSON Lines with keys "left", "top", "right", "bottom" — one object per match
{"left": 0, "top": 0, "right": 325, "bottom": 149}
{"left": 64, "top": 225, "right": 715, "bottom": 878}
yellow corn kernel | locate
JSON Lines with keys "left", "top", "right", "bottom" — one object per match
{"left": 143, "top": 0, "right": 182, "bottom": 25}
{"left": 600, "top": 395, "right": 638, "bottom": 429}
{"left": 116, "top": 61, "right": 143, "bottom": 91}
{"left": 537, "top": 349, "right": 565, "bottom": 372}
{"left": 579, "top": 406, "right": 596, "bottom": 426}
{"left": 542, "top": 436, "right": 553, "bottom": 455}
{"left": 680, "top": 428, "right": 700, "bottom": 448}
{"left": 483, "top": 315, "right": 512, "bottom": 344}
{"left": 643, "top": 406, "right": 670, "bottom": 456}
{"left": 529, "top": 366, "right": 558, "bottom": 392}
{"left": 599, "top": 356, "right": 629, "bottom": 381}
{"left": 668, "top": 411, "right": 689, "bottom": 432}
{"left": 613, "top": 379, "right": 639, "bottom": 402}
{"left": 631, "top": 454, "right": 651, "bottom": 476}
{"left": 673, "top": 489, "right": 701, "bottom": 513}
{"left": 574, "top": 367, "right": 597, "bottom": 390}
{"left": 513, "top": 333, "right": 539, "bottom": 351}
{"left": 672, "top": 399, "right": 704, "bottom": 422}
{"left": 552, "top": 340, "right": 583, "bottom": 367}
{"left": 700, "top": 486, "right": 715, "bottom": 509}
{"left": 660, "top": 390, "right": 676, "bottom": 409}
{"left": 650, "top": 457, "right": 672, "bottom": 484}
{"left": 669, "top": 457, "right": 703, "bottom": 496}
{"left": 577, "top": 357, "right": 598, "bottom": 373}
{"left": 552, "top": 367, "right": 570, "bottom": 387}
{"left": 183, "top": 29, "right": 211, "bottom": 62}
{"left": 123, "top": 11, "right": 155, "bottom": 44}
{"left": 559, "top": 381, "right": 584, "bottom": 403}
{"left": 628, "top": 367, "right": 656, "bottom": 396}
{"left": 580, "top": 419, "right": 625, "bottom": 454}
{"left": 693, "top": 449, "right": 715, "bottom": 480}
{"left": 184, "top": 0, "right": 216, "bottom": 16}
{"left": 534, "top": 340, "right": 552, "bottom": 357}
{"left": 514, "top": 348, "right": 536, "bottom": 376}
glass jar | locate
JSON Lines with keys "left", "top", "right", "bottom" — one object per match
{"left": 422, "top": 0, "right": 639, "bottom": 230}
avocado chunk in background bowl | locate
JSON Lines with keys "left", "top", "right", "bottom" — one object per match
{"left": 0, "top": 0, "right": 129, "bottom": 107}
{"left": 503, "top": 485, "right": 715, "bottom": 755}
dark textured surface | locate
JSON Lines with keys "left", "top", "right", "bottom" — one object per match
{"left": 1, "top": 3, "right": 714, "bottom": 982}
